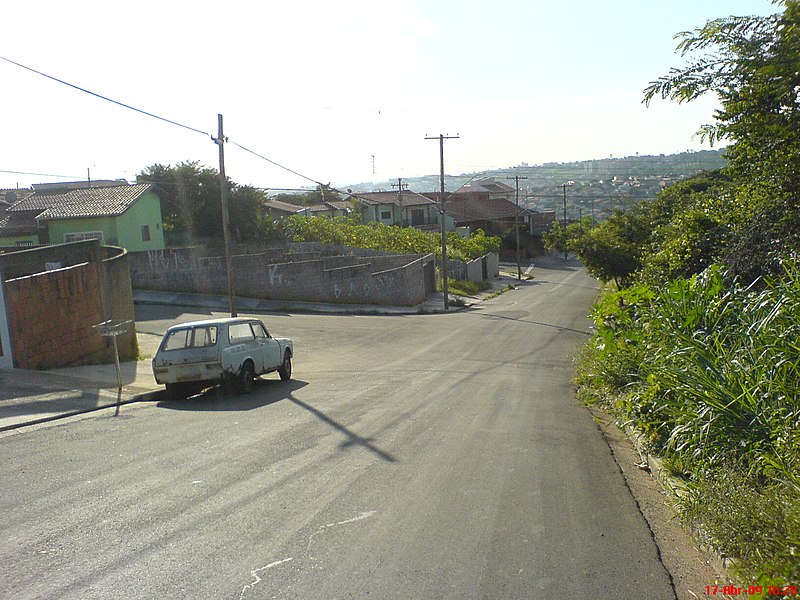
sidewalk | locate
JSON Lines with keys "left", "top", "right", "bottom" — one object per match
{"left": 0, "top": 268, "right": 528, "bottom": 432}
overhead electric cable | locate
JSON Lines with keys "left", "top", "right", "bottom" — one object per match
{"left": 0, "top": 168, "right": 83, "bottom": 179}
{"left": 228, "top": 141, "right": 325, "bottom": 187}
{"left": 0, "top": 55, "right": 211, "bottom": 138}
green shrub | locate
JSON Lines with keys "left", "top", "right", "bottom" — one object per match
{"left": 282, "top": 216, "right": 500, "bottom": 261}
{"left": 576, "top": 262, "right": 800, "bottom": 582}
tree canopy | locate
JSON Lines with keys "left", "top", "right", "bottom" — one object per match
{"left": 550, "top": 1, "right": 800, "bottom": 287}
{"left": 138, "top": 161, "right": 269, "bottom": 243}
{"left": 644, "top": 0, "right": 800, "bottom": 281}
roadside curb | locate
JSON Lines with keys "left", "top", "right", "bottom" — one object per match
{"left": 0, "top": 389, "right": 164, "bottom": 433}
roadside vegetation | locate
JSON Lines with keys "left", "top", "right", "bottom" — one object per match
{"left": 545, "top": 2, "right": 800, "bottom": 587}
{"left": 447, "top": 279, "right": 491, "bottom": 297}
{"left": 282, "top": 214, "right": 501, "bottom": 262}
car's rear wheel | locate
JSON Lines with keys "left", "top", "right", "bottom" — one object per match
{"left": 236, "top": 362, "right": 255, "bottom": 394}
{"left": 165, "top": 382, "right": 191, "bottom": 400}
{"left": 278, "top": 351, "right": 292, "bottom": 380}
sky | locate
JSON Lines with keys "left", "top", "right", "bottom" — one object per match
{"left": 0, "top": 0, "right": 780, "bottom": 192}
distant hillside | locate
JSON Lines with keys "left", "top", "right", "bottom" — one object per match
{"left": 339, "top": 149, "right": 727, "bottom": 221}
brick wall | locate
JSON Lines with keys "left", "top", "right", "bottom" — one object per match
{"left": 5, "top": 263, "right": 108, "bottom": 369}
{"left": 1, "top": 241, "right": 138, "bottom": 370}
{"left": 0, "top": 239, "right": 99, "bottom": 279}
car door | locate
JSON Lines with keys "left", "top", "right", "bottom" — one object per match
{"left": 251, "top": 321, "right": 280, "bottom": 374}
{"left": 226, "top": 321, "right": 261, "bottom": 373}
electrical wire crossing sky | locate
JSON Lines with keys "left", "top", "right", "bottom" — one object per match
{"left": 0, "top": 0, "right": 779, "bottom": 191}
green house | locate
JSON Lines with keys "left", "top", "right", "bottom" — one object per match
{"left": 0, "top": 182, "right": 165, "bottom": 251}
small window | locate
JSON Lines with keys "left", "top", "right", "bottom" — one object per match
{"left": 141, "top": 225, "right": 151, "bottom": 242}
{"left": 191, "top": 326, "right": 218, "bottom": 348}
{"left": 64, "top": 231, "right": 104, "bottom": 243}
{"left": 252, "top": 322, "right": 268, "bottom": 339}
{"left": 229, "top": 323, "right": 255, "bottom": 344}
{"left": 380, "top": 210, "right": 391, "bottom": 220}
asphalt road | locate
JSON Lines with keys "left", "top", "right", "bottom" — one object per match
{"left": 0, "top": 262, "right": 677, "bottom": 599}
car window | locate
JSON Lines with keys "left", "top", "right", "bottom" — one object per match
{"left": 162, "top": 329, "right": 191, "bottom": 352}
{"left": 252, "top": 322, "right": 269, "bottom": 339}
{"left": 192, "top": 326, "right": 218, "bottom": 347}
{"left": 161, "top": 326, "right": 218, "bottom": 351}
{"left": 229, "top": 323, "right": 255, "bottom": 344}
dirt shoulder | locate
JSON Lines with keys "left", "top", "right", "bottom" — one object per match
{"left": 590, "top": 407, "right": 735, "bottom": 600}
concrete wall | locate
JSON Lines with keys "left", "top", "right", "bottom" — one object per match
{"left": 0, "top": 240, "right": 138, "bottom": 369}
{"left": 437, "top": 252, "right": 500, "bottom": 283}
{"left": 465, "top": 257, "right": 484, "bottom": 282}
{"left": 129, "top": 247, "right": 435, "bottom": 306}
{"left": 486, "top": 252, "right": 500, "bottom": 277}
{"left": 0, "top": 267, "right": 11, "bottom": 369}
{"left": 97, "top": 246, "right": 137, "bottom": 360}
{"left": 0, "top": 239, "right": 100, "bottom": 280}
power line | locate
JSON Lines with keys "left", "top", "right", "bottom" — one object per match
{"left": 0, "top": 55, "right": 212, "bottom": 138}
{"left": 228, "top": 141, "right": 326, "bottom": 188}
{"left": 0, "top": 168, "right": 84, "bottom": 179}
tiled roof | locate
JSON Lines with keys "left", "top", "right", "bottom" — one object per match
{"left": 264, "top": 199, "right": 304, "bottom": 214}
{"left": 455, "top": 180, "right": 515, "bottom": 195}
{"left": 0, "top": 210, "right": 39, "bottom": 236}
{"left": 350, "top": 191, "right": 435, "bottom": 208}
{"left": 0, "top": 189, "right": 34, "bottom": 205}
{"left": 9, "top": 183, "right": 152, "bottom": 220}
{"left": 305, "top": 201, "right": 352, "bottom": 213}
{"left": 445, "top": 196, "right": 534, "bottom": 223}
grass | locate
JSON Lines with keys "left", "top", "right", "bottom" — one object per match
{"left": 443, "top": 278, "right": 491, "bottom": 296}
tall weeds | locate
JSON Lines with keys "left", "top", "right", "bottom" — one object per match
{"left": 577, "top": 262, "right": 800, "bottom": 582}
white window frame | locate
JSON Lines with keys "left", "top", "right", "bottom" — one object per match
{"left": 64, "top": 231, "right": 104, "bottom": 243}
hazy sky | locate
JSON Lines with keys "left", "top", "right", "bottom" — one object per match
{"left": 0, "top": 0, "right": 779, "bottom": 191}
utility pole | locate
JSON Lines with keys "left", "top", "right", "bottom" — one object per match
{"left": 391, "top": 177, "right": 408, "bottom": 192}
{"left": 506, "top": 174, "right": 528, "bottom": 280}
{"left": 562, "top": 183, "right": 569, "bottom": 261}
{"left": 392, "top": 178, "right": 409, "bottom": 225}
{"left": 213, "top": 114, "right": 237, "bottom": 317}
{"left": 425, "top": 133, "right": 459, "bottom": 311}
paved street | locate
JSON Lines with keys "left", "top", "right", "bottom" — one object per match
{"left": 0, "top": 262, "right": 677, "bottom": 599}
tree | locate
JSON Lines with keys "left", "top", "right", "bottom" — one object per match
{"left": 138, "top": 162, "right": 266, "bottom": 243}
{"left": 570, "top": 211, "right": 648, "bottom": 287}
{"left": 271, "top": 183, "right": 343, "bottom": 207}
{"left": 644, "top": 1, "right": 800, "bottom": 282}
{"left": 542, "top": 221, "right": 569, "bottom": 257}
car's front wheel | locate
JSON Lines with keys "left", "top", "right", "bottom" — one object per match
{"left": 236, "top": 362, "right": 255, "bottom": 394}
{"left": 278, "top": 351, "right": 292, "bottom": 380}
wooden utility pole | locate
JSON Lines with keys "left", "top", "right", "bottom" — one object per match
{"left": 562, "top": 183, "right": 569, "bottom": 261}
{"left": 214, "top": 114, "right": 237, "bottom": 317}
{"left": 506, "top": 174, "right": 528, "bottom": 280}
{"left": 425, "top": 134, "right": 459, "bottom": 311}
{"left": 391, "top": 177, "right": 408, "bottom": 192}
{"left": 392, "top": 178, "right": 409, "bottom": 224}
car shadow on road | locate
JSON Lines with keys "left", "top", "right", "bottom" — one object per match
{"left": 155, "top": 379, "right": 398, "bottom": 463}
{"left": 156, "top": 378, "right": 308, "bottom": 412}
